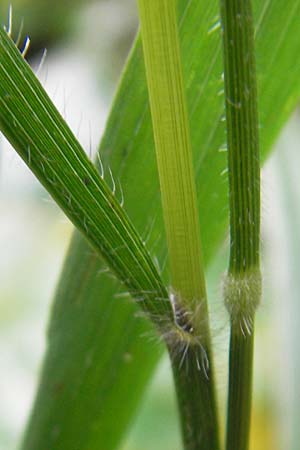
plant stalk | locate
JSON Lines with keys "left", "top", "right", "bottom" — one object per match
{"left": 169, "top": 341, "right": 220, "bottom": 450}
{"left": 220, "top": 1, "right": 261, "bottom": 450}
{"left": 226, "top": 322, "right": 254, "bottom": 450}
{"left": 136, "top": 1, "right": 220, "bottom": 449}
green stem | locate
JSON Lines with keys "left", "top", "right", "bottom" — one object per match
{"left": 226, "top": 325, "right": 254, "bottom": 450}
{"left": 136, "top": 1, "right": 219, "bottom": 449}
{"left": 220, "top": 0, "right": 261, "bottom": 449}
{"left": 170, "top": 342, "right": 220, "bottom": 450}
{"left": 221, "top": 0, "right": 260, "bottom": 274}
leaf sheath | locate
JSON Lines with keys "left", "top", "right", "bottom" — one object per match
{"left": 220, "top": 1, "right": 262, "bottom": 449}
{"left": 137, "top": 1, "right": 220, "bottom": 449}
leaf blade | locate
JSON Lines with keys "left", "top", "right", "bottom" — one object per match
{"left": 0, "top": 26, "right": 172, "bottom": 327}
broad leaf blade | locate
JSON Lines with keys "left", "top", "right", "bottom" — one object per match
{"left": 21, "top": 231, "right": 162, "bottom": 450}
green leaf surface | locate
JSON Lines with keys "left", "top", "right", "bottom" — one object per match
{"left": 22, "top": 231, "right": 163, "bottom": 450}
{"left": 0, "top": 0, "right": 300, "bottom": 449}
{"left": 0, "top": 26, "right": 172, "bottom": 328}
{"left": 137, "top": 2, "right": 220, "bottom": 448}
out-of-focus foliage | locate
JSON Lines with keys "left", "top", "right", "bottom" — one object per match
{"left": 0, "top": 0, "right": 138, "bottom": 77}
{"left": 0, "top": 0, "right": 81, "bottom": 53}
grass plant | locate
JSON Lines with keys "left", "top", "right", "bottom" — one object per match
{"left": 1, "top": 1, "right": 300, "bottom": 449}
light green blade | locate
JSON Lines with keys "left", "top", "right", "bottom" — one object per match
{"left": 0, "top": 0, "right": 299, "bottom": 449}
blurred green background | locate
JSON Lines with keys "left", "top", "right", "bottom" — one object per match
{"left": 0, "top": 1, "right": 299, "bottom": 449}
